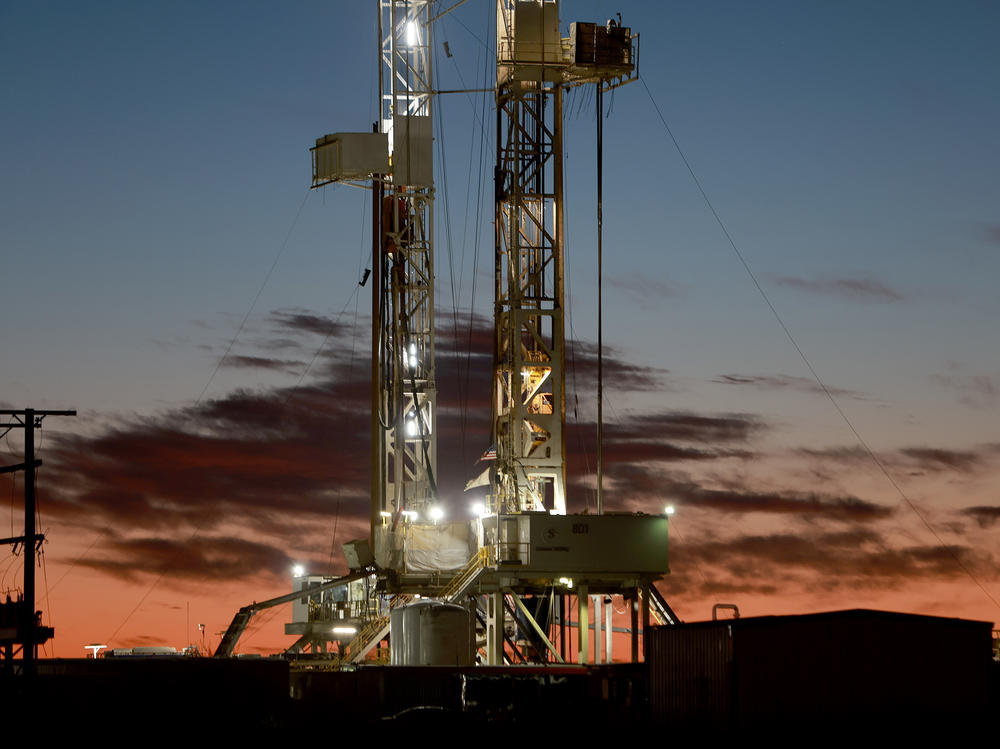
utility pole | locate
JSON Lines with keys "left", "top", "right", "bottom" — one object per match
{"left": 0, "top": 408, "right": 76, "bottom": 678}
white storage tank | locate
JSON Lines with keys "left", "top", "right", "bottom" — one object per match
{"left": 390, "top": 600, "right": 472, "bottom": 666}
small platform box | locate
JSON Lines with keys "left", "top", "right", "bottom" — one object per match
{"left": 312, "top": 132, "right": 389, "bottom": 186}
{"left": 569, "top": 22, "right": 633, "bottom": 69}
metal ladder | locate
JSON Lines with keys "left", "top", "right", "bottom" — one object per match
{"left": 642, "top": 584, "right": 681, "bottom": 626}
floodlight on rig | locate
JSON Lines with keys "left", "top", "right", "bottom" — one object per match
{"left": 405, "top": 20, "right": 420, "bottom": 46}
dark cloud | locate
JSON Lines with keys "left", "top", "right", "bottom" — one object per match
{"left": 799, "top": 442, "right": 1000, "bottom": 479}
{"left": 664, "top": 530, "right": 993, "bottom": 599}
{"left": 35, "top": 312, "right": 491, "bottom": 580}
{"left": 565, "top": 416, "right": 757, "bottom": 473}
{"left": 713, "top": 373, "right": 863, "bottom": 399}
{"left": 658, "top": 576, "right": 781, "bottom": 599}
{"left": 899, "top": 447, "right": 982, "bottom": 473}
{"left": 656, "top": 475, "right": 894, "bottom": 521}
{"left": 985, "top": 224, "right": 1000, "bottom": 244}
{"left": 268, "top": 308, "right": 351, "bottom": 339}
{"left": 798, "top": 445, "right": 870, "bottom": 463}
{"left": 961, "top": 505, "right": 1000, "bottom": 529}
{"left": 679, "top": 531, "right": 874, "bottom": 573}
{"left": 36, "top": 303, "right": 764, "bottom": 585}
{"left": 44, "top": 304, "right": 974, "bottom": 605}
{"left": 931, "top": 373, "right": 1000, "bottom": 409}
{"left": 43, "top": 381, "right": 372, "bottom": 539}
{"left": 567, "top": 339, "right": 667, "bottom": 393}
{"left": 565, "top": 437, "right": 890, "bottom": 520}
{"left": 773, "top": 274, "right": 903, "bottom": 302}
{"left": 611, "top": 412, "right": 762, "bottom": 444}
{"left": 607, "top": 275, "right": 682, "bottom": 305}
{"left": 79, "top": 535, "right": 295, "bottom": 584}
{"left": 563, "top": 412, "right": 763, "bottom": 509}
{"left": 220, "top": 354, "right": 307, "bottom": 373}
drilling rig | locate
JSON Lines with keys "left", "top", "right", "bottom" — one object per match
{"left": 215, "top": 0, "right": 676, "bottom": 666}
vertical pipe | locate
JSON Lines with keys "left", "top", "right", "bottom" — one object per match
{"left": 554, "top": 85, "right": 567, "bottom": 513}
{"left": 594, "top": 594, "right": 602, "bottom": 663}
{"left": 605, "top": 596, "right": 613, "bottom": 663}
{"left": 640, "top": 581, "right": 650, "bottom": 663}
{"left": 596, "top": 84, "right": 604, "bottom": 516}
{"left": 630, "top": 593, "right": 639, "bottom": 663}
{"left": 578, "top": 586, "right": 589, "bottom": 664}
{"left": 559, "top": 594, "right": 566, "bottom": 661}
{"left": 548, "top": 587, "right": 555, "bottom": 663}
{"left": 492, "top": 87, "right": 504, "bottom": 513}
{"left": 489, "top": 592, "right": 505, "bottom": 665}
{"left": 371, "top": 123, "right": 383, "bottom": 549}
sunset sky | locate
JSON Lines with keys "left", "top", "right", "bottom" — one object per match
{"left": 2, "top": 1, "right": 998, "bottom": 657}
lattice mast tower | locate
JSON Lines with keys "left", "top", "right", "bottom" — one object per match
{"left": 491, "top": 0, "right": 636, "bottom": 515}
{"left": 376, "top": 0, "right": 438, "bottom": 525}
{"left": 492, "top": 0, "right": 567, "bottom": 515}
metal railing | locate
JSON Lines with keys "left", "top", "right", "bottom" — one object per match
{"left": 339, "top": 543, "right": 508, "bottom": 663}
{"left": 440, "top": 546, "right": 491, "bottom": 602}
{"left": 342, "top": 593, "right": 412, "bottom": 663}
{"left": 497, "top": 540, "right": 530, "bottom": 566}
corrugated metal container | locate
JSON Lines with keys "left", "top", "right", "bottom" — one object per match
{"left": 648, "top": 609, "right": 992, "bottom": 731}
{"left": 648, "top": 622, "right": 733, "bottom": 730}
{"left": 390, "top": 600, "right": 473, "bottom": 666}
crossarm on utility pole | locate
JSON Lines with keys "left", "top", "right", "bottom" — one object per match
{"left": 0, "top": 460, "right": 41, "bottom": 474}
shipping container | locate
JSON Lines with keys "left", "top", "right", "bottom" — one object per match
{"left": 648, "top": 609, "right": 992, "bottom": 733}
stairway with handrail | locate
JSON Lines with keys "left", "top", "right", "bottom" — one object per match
{"left": 342, "top": 546, "right": 494, "bottom": 663}
{"left": 440, "top": 546, "right": 492, "bottom": 602}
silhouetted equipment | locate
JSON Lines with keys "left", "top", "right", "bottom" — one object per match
{"left": 0, "top": 408, "right": 75, "bottom": 678}
{"left": 647, "top": 609, "right": 994, "bottom": 730}
{"left": 214, "top": 568, "right": 371, "bottom": 658}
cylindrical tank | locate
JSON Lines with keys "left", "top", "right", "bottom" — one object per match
{"left": 389, "top": 600, "right": 472, "bottom": 666}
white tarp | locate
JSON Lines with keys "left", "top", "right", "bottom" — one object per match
{"left": 404, "top": 522, "right": 475, "bottom": 572}
{"left": 375, "top": 521, "right": 476, "bottom": 573}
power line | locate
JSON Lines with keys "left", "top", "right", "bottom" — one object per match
{"left": 104, "top": 189, "right": 329, "bottom": 644}
{"left": 195, "top": 189, "right": 311, "bottom": 405}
